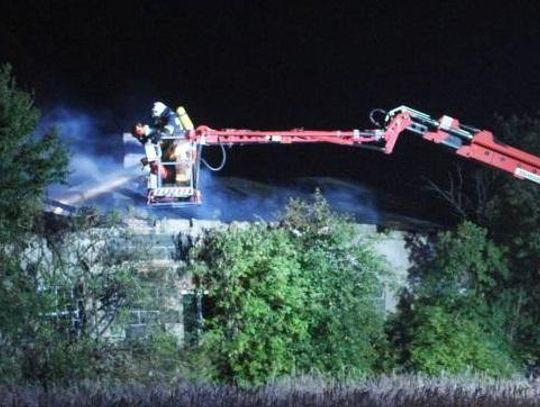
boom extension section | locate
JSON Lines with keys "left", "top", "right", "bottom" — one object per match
{"left": 384, "top": 106, "right": 540, "bottom": 184}
{"left": 189, "top": 126, "right": 388, "bottom": 149}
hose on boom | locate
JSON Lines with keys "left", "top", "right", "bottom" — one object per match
{"left": 201, "top": 142, "right": 227, "bottom": 172}
{"left": 369, "top": 108, "right": 388, "bottom": 128}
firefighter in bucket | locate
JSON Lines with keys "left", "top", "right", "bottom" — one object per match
{"left": 131, "top": 101, "right": 195, "bottom": 193}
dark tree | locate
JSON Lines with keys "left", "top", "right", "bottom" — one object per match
{"left": 0, "top": 63, "right": 68, "bottom": 244}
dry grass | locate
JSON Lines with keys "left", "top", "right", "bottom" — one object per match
{"left": 2, "top": 375, "right": 540, "bottom": 406}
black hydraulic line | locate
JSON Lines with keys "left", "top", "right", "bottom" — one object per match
{"left": 369, "top": 108, "right": 387, "bottom": 128}
{"left": 351, "top": 144, "right": 386, "bottom": 152}
{"left": 201, "top": 142, "right": 227, "bottom": 172}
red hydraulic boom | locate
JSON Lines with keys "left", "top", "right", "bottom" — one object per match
{"left": 381, "top": 106, "right": 540, "bottom": 185}
{"left": 135, "top": 105, "right": 540, "bottom": 206}
{"left": 189, "top": 125, "right": 388, "bottom": 148}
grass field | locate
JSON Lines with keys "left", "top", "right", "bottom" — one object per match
{"left": 2, "top": 375, "right": 540, "bottom": 406}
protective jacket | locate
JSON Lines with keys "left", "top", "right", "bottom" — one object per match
{"left": 152, "top": 107, "right": 183, "bottom": 142}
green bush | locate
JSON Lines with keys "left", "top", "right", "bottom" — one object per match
{"left": 190, "top": 193, "right": 391, "bottom": 385}
{"left": 193, "top": 225, "right": 309, "bottom": 386}
{"left": 282, "top": 194, "right": 390, "bottom": 377}
{"left": 391, "top": 222, "right": 518, "bottom": 377}
{"left": 408, "top": 305, "right": 517, "bottom": 376}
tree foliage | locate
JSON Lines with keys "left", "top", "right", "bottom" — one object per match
{"left": 1, "top": 209, "right": 194, "bottom": 386}
{"left": 407, "top": 305, "right": 516, "bottom": 376}
{"left": 190, "top": 193, "right": 390, "bottom": 385}
{"left": 0, "top": 64, "right": 71, "bottom": 386}
{"left": 280, "top": 193, "right": 391, "bottom": 376}
{"left": 391, "top": 222, "right": 518, "bottom": 376}
{"left": 412, "top": 221, "right": 508, "bottom": 299}
{"left": 486, "top": 114, "right": 540, "bottom": 362}
{"left": 416, "top": 112, "right": 540, "bottom": 372}
{"left": 0, "top": 64, "right": 68, "bottom": 243}
{"left": 193, "top": 225, "right": 309, "bottom": 385}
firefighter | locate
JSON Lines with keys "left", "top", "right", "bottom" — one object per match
{"left": 130, "top": 122, "right": 167, "bottom": 189}
{"left": 130, "top": 101, "right": 183, "bottom": 145}
{"left": 130, "top": 102, "right": 194, "bottom": 189}
{"left": 151, "top": 101, "right": 184, "bottom": 142}
{"left": 131, "top": 122, "right": 161, "bottom": 146}
{"left": 151, "top": 101, "right": 196, "bottom": 185}
{"left": 133, "top": 126, "right": 165, "bottom": 189}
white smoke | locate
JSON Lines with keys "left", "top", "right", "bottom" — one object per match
{"left": 40, "top": 107, "right": 135, "bottom": 211}
{"left": 176, "top": 169, "right": 381, "bottom": 224}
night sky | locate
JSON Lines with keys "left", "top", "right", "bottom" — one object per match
{"left": 2, "top": 1, "right": 540, "bottom": 222}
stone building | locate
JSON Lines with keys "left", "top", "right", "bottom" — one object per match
{"left": 28, "top": 214, "right": 427, "bottom": 343}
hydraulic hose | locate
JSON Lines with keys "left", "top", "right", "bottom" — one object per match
{"left": 369, "top": 108, "right": 388, "bottom": 128}
{"left": 201, "top": 142, "right": 227, "bottom": 172}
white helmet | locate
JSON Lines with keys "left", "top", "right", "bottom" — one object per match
{"left": 151, "top": 101, "right": 168, "bottom": 118}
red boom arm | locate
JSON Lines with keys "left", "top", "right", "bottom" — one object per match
{"left": 457, "top": 131, "right": 540, "bottom": 184}
{"left": 190, "top": 125, "right": 385, "bottom": 148}
{"left": 382, "top": 106, "right": 540, "bottom": 185}
{"left": 186, "top": 106, "right": 540, "bottom": 186}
